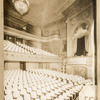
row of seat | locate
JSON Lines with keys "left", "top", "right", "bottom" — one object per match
{"left": 16, "top": 42, "right": 58, "bottom": 57}
{"left": 4, "top": 40, "right": 58, "bottom": 57}
{"left": 4, "top": 69, "right": 93, "bottom": 100}
{"left": 28, "top": 69, "right": 93, "bottom": 85}
{"left": 4, "top": 40, "right": 28, "bottom": 54}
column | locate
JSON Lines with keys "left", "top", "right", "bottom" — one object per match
{"left": 66, "top": 21, "right": 73, "bottom": 57}
{"left": 30, "top": 41, "right": 42, "bottom": 49}
{"left": 0, "top": 0, "right": 4, "bottom": 99}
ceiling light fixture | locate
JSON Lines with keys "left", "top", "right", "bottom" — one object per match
{"left": 12, "top": 0, "right": 30, "bottom": 15}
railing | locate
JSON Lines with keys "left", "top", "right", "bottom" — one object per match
{"left": 4, "top": 26, "right": 61, "bottom": 42}
{"left": 4, "top": 51, "right": 63, "bottom": 63}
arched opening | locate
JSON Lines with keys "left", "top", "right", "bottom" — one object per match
{"left": 73, "top": 23, "right": 89, "bottom": 56}
{"left": 75, "top": 36, "right": 88, "bottom": 56}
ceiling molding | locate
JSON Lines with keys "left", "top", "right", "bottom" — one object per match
{"left": 41, "top": 0, "right": 76, "bottom": 26}
{"left": 23, "top": 16, "right": 41, "bottom": 26}
{"left": 55, "top": 0, "right": 76, "bottom": 15}
{"left": 43, "top": 17, "right": 66, "bottom": 28}
{"left": 7, "top": 10, "right": 41, "bottom": 26}
{"left": 5, "top": 17, "right": 26, "bottom": 27}
{"left": 41, "top": 14, "right": 64, "bottom": 26}
{"left": 65, "top": 2, "right": 94, "bottom": 23}
{"left": 63, "top": 0, "right": 94, "bottom": 19}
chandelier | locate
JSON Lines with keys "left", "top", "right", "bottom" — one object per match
{"left": 12, "top": 0, "right": 30, "bottom": 15}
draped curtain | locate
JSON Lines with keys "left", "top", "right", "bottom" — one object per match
{"left": 85, "top": 35, "right": 89, "bottom": 53}
{"left": 73, "top": 28, "right": 89, "bottom": 56}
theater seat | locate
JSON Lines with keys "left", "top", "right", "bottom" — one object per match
{"left": 4, "top": 69, "right": 93, "bottom": 100}
{"left": 4, "top": 40, "right": 58, "bottom": 57}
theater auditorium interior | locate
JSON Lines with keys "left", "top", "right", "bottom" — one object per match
{"left": 0, "top": 0, "right": 98, "bottom": 100}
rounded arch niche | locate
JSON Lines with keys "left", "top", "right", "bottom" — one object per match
{"left": 72, "top": 22, "right": 90, "bottom": 56}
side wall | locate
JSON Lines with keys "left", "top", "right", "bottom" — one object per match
{"left": 42, "top": 21, "right": 67, "bottom": 57}
{"left": 5, "top": 62, "right": 20, "bottom": 70}
{"left": 65, "top": 1, "right": 95, "bottom": 80}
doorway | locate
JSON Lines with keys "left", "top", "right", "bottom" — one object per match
{"left": 20, "top": 62, "right": 26, "bottom": 70}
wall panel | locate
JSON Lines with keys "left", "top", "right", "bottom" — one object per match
{"left": 5, "top": 62, "right": 20, "bottom": 70}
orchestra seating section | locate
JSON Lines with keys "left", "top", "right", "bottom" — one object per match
{"left": 4, "top": 40, "right": 58, "bottom": 57}
{"left": 4, "top": 69, "right": 93, "bottom": 100}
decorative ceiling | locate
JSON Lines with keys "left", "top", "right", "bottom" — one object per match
{"left": 23, "top": 0, "right": 76, "bottom": 26}
{"left": 4, "top": 0, "right": 76, "bottom": 27}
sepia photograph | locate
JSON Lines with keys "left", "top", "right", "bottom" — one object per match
{"left": 0, "top": 0, "right": 99, "bottom": 100}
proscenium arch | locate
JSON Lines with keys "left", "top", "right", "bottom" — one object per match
{"left": 72, "top": 20, "right": 91, "bottom": 33}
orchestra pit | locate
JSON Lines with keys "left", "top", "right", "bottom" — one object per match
{"left": 1, "top": 0, "right": 96, "bottom": 100}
